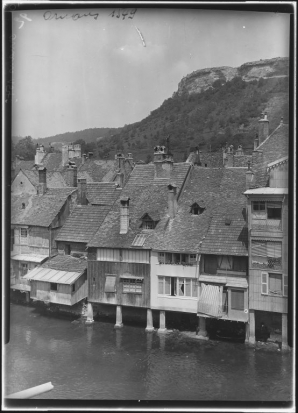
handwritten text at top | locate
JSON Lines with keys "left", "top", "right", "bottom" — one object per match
{"left": 43, "top": 9, "right": 137, "bottom": 22}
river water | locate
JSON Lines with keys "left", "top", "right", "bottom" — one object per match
{"left": 4, "top": 304, "right": 293, "bottom": 402}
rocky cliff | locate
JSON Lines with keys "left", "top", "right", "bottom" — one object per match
{"left": 174, "top": 57, "right": 289, "bottom": 96}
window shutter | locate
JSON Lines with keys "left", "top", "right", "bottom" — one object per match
{"left": 267, "top": 242, "right": 282, "bottom": 258}
{"left": 283, "top": 275, "right": 288, "bottom": 297}
{"left": 261, "top": 272, "right": 268, "bottom": 295}
{"left": 105, "top": 276, "right": 116, "bottom": 293}
{"left": 251, "top": 241, "right": 267, "bottom": 257}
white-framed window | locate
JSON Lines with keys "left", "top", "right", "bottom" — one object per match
{"left": 252, "top": 201, "right": 282, "bottom": 231}
{"left": 20, "top": 227, "right": 28, "bottom": 245}
{"left": 121, "top": 278, "right": 143, "bottom": 293}
{"left": 158, "top": 276, "right": 197, "bottom": 297}
{"left": 251, "top": 240, "right": 282, "bottom": 270}
{"left": 261, "top": 272, "right": 287, "bottom": 297}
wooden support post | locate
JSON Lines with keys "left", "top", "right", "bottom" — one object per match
{"left": 158, "top": 310, "right": 167, "bottom": 333}
{"left": 85, "top": 303, "right": 94, "bottom": 324}
{"left": 281, "top": 313, "right": 289, "bottom": 351}
{"left": 196, "top": 316, "right": 208, "bottom": 340}
{"left": 248, "top": 309, "right": 255, "bottom": 344}
{"left": 145, "top": 308, "right": 154, "bottom": 332}
{"left": 114, "top": 305, "right": 123, "bottom": 329}
{"left": 25, "top": 292, "right": 30, "bottom": 303}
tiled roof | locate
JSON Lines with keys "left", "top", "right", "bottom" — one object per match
{"left": 88, "top": 162, "right": 191, "bottom": 248}
{"left": 86, "top": 182, "right": 120, "bottom": 205}
{"left": 55, "top": 205, "right": 111, "bottom": 243}
{"left": 41, "top": 254, "right": 87, "bottom": 273}
{"left": 252, "top": 123, "right": 289, "bottom": 187}
{"left": 199, "top": 214, "right": 248, "bottom": 256}
{"left": 144, "top": 167, "right": 248, "bottom": 253}
{"left": 78, "top": 159, "right": 116, "bottom": 183}
{"left": 11, "top": 187, "right": 77, "bottom": 227}
{"left": 21, "top": 169, "right": 68, "bottom": 188}
{"left": 14, "top": 160, "right": 35, "bottom": 175}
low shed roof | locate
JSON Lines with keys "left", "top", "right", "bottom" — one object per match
{"left": 23, "top": 266, "right": 84, "bottom": 285}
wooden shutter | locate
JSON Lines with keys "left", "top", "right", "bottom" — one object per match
{"left": 283, "top": 275, "right": 288, "bottom": 297}
{"left": 261, "top": 272, "right": 268, "bottom": 295}
{"left": 204, "top": 255, "right": 217, "bottom": 274}
{"left": 105, "top": 276, "right": 116, "bottom": 293}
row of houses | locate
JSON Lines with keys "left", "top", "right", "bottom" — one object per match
{"left": 10, "top": 113, "right": 290, "bottom": 350}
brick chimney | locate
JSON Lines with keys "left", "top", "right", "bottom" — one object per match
{"left": 62, "top": 144, "right": 69, "bottom": 166}
{"left": 235, "top": 145, "right": 244, "bottom": 156}
{"left": 37, "top": 166, "right": 47, "bottom": 195}
{"left": 246, "top": 161, "right": 255, "bottom": 190}
{"left": 168, "top": 183, "right": 178, "bottom": 218}
{"left": 35, "top": 144, "right": 46, "bottom": 165}
{"left": 88, "top": 152, "right": 94, "bottom": 159}
{"left": 77, "top": 178, "right": 87, "bottom": 205}
{"left": 258, "top": 112, "right": 269, "bottom": 145}
{"left": 68, "top": 144, "right": 75, "bottom": 159}
{"left": 67, "top": 165, "right": 77, "bottom": 187}
{"left": 154, "top": 145, "right": 174, "bottom": 178}
{"left": 82, "top": 153, "right": 87, "bottom": 165}
{"left": 120, "top": 196, "right": 130, "bottom": 234}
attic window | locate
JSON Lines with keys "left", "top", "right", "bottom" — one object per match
{"left": 143, "top": 219, "right": 155, "bottom": 229}
{"left": 190, "top": 203, "right": 205, "bottom": 215}
{"left": 21, "top": 203, "right": 25, "bottom": 209}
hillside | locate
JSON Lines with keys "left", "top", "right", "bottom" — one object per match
{"left": 103, "top": 57, "right": 289, "bottom": 162}
{"left": 26, "top": 57, "right": 289, "bottom": 163}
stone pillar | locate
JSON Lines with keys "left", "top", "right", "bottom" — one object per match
{"left": 196, "top": 316, "right": 208, "bottom": 340}
{"left": 157, "top": 310, "right": 167, "bottom": 333}
{"left": 245, "top": 322, "right": 250, "bottom": 343}
{"left": 115, "top": 305, "right": 123, "bottom": 329}
{"left": 281, "top": 313, "right": 288, "bottom": 351}
{"left": 86, "top": 303, "right": 94, "bottom": 324}
{"left": 145, "top": 308, "right": 154, "bottom": 332}
{"left": 248, "top": 309, "right": 255, "bottom": 344}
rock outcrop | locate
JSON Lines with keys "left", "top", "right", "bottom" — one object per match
{"left": 174, "top": 57, "right": 289, "bottom": 96}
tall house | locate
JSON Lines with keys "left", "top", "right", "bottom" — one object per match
{"left": 87, "top": 145, "right": 191, "bottom": 328}
{"left": 244, "top": 115, "right": 289, "bottom": 350}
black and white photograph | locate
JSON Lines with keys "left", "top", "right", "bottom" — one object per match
{"left": 2, "top": 1, "right": 296, "bottom": 410}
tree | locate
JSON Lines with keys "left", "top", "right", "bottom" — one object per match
{"left": 15, "top": 136, "right": 35, "bottom": 160}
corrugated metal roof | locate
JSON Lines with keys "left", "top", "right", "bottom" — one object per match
{"left": 244, "top": 188, "right": 288, "bottom": 195}
{"left": 23, "top": 266, "right": 84, "bottom": 284}
{"left": 11, "top": 254, "right": 48, "bottom": 263}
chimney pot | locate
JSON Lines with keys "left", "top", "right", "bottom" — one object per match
{"left": 120, "top": 197, "right": 130, "bottom": 234}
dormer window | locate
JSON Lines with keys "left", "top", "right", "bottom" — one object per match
{"left": 190, "top": 202, "right": 205, "bottom": 215}
{"left": 140, "top": 212, "right": 159, "bottom": 230}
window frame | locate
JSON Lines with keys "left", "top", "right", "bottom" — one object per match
{"left": 261, "top": 272, "right": 287, "bottom": 297}
{"left": 158, "top": 276, "right": 198, "bottom": 298}
{"left": 230, "top": 289, "right": 245, "bottom": 311}
{"left": 251, "top": 240, "right": 282, "bottom": 270}
{"left": 158, "top": 252, "right": 197, "bottom": 266}
{"left": 251, "top": 201, "right": 282, "bottom": 231}
{"left": 50, "top": 283, "right": 58, "bottom": 291}
{"left": 121, "top": 278, "right": 143, "bottom": 294}
{"left": 21, "top": 262, "right": 28, "bottom": 277}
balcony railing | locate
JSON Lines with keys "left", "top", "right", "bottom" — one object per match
{"left": 252, "top": 257, "right": 282, "bottom": 270}
{"left": 252, "top": 219, "right": 282, "bottom": 232}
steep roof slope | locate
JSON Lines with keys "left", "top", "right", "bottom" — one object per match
{"left": 88, "top": 163, "right": 191, "bottom": 249}
{"left": 11, "top": 187, "right": 76, "bottom": 227}
{"left": 145, "top": 167, "right": 247, "bottom": 253}
{"left": 41, "top": 254, "right": 87, "bottom": 273}
{"left": 55, "top": 205, "right": 111, "bottom": 243}
{"left": 21, "top": 169, "right": 68, "bottom": 188}
{"left": 253, "top": 123, "right": 289, "bottom": 187}
{"left": 86, "top": 182, "right": 120, "bottom": 205}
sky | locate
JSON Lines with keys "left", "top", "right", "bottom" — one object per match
{"left": 10, "top": 5, "right": 290, "bottom": 139}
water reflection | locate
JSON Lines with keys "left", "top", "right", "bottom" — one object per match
{"left": 146, "top": 332, "right": 153, "bottom": 352}
{"left": 25, "top": 330, "right": 31, "bottom": 345}
{"left": 115, "top": 329, "right": 122, "bottom": 350}
{"left": 4, "top": 305, "right": 293, "bottom": 401}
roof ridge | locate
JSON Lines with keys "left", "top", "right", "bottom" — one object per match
{"left": 257, "top": 123, "right": 284, "bottom": 150}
